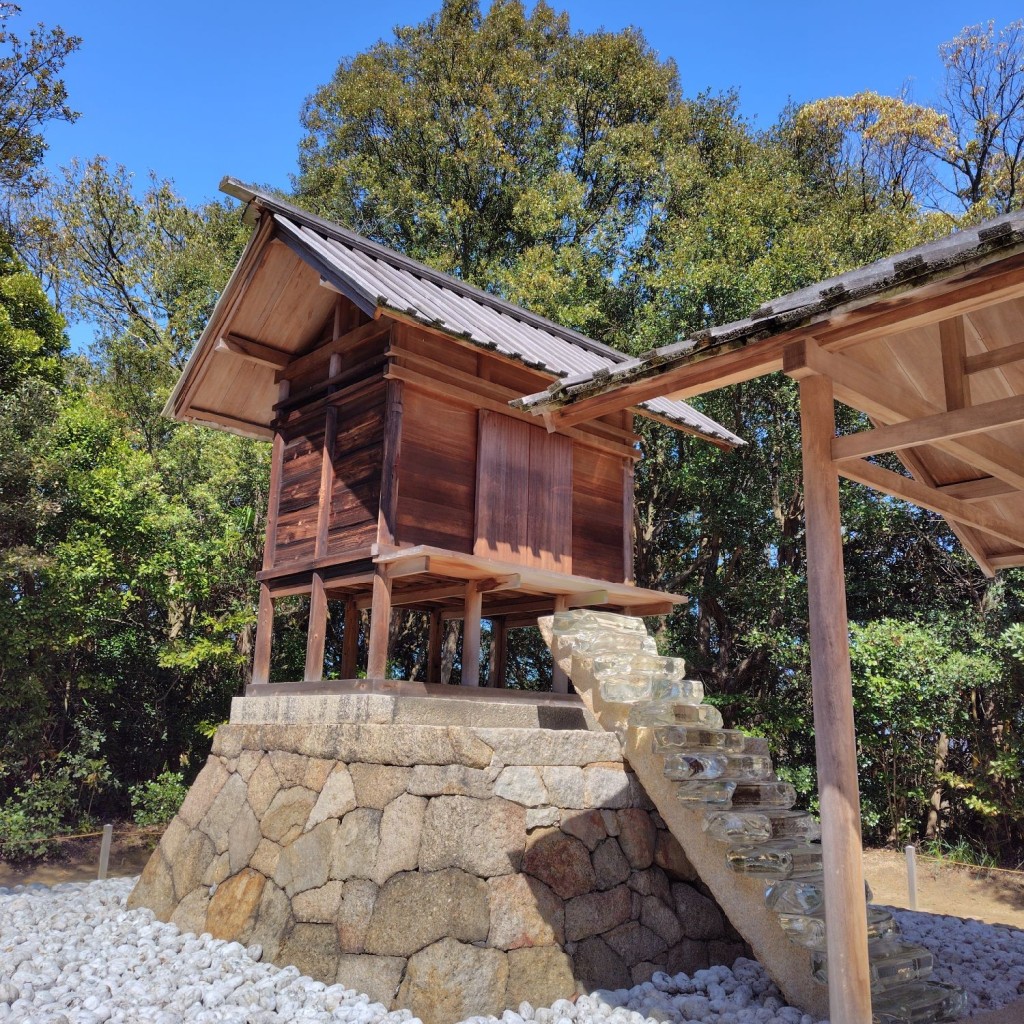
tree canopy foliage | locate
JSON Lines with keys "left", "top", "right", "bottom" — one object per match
{"left": 2, "top": 2, "right": 1024, "bottom": 864}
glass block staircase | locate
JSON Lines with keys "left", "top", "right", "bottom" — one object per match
{"left": 542, "top": 609, "right": 967, "bottom": 1024}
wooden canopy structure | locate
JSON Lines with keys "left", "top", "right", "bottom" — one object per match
{"left": 165, "top": 179, "right": 742, "bottom": 694}
{"left": 517, "top": 212, "right": 1024, "bottom": 1023}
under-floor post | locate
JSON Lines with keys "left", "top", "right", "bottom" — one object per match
{"left": 341, "top": 599, "right": 360, "bottom": 678}
{"left": 489, "top": 616, "right": 508, "bottom": 688}
{"left": 427, "top": 609, "right": 442, "bottom": 684}
{"left": 252, "top": 583, "right": 274, "bottom": 686}
{"left": 552, "top": 595, "right": 570, "bottom": 693}
{"left": 304, "top": 573, "right": 328, "bottom": 682}
{"left": 462, "top": 581, "right": 483, "bottom": 686}
{"left": 366, "top": 568, "right": 392, "bottom": 679}
{"left": 799, "top": 374, "right": 872, "bottom": 1024}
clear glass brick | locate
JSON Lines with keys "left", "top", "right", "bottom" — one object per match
{"left": 629, "top": 701, "right": 723, "bottom": 729}
{"left": 673, "top": 779, "right": 737, "bottom": 806}
{"left": 727, "top": 840, "right": 823, "bottom": 879}
{"left": 703, "top": 808, "right": 820, "bottom": 844}
{"left": 871, "top": 982, "right": 968, "bottom": 1024}
{"left": 730, "top": 780, "right": 797, "bottom": 809}
{"left": 652, "top": 725, "right": 747, "bottom": 753}
{"left": 778, "top": 905, "right": 897, "bottom": 951}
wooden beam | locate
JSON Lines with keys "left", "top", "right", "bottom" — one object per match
{"left": 386, "top": 363, "right": 640, "bottom": 460}
{"left": 831, "top": 394, "right": 1024, "bottom": 461}
{"left": 940, "top": 316, "right": 968, "bottom": 410}
{"left": 252, "top": 584, "right": 274, "bottom": 686}
{"left": 371, "top": 574, "right": 522, "bottom": 611}
{"left": 564, "top": 589, "right": 610, "bottom": 608}
{"left": 936, "top": 476, "right": 1018, "bottom": 501}
{"left": 837, "top": 458, "right": 1024, "bottom": 550}
{"left": 186, "top": 407, "right": 274, "bottom": 440}
{"left": 304, "top": 573, "right": 328, "bottom": 682}
{"left": 366, "top": 567, "right": 392, "bottom": 679}
{"left": 619, "top": 601, "right": 675, "bottom": 617}
{"left": 462, "top": 581, "right": 483, "bottom": 687}
{"left": 341, "top": 599, "right": 360, "bottom": 678}
{"left": 385, "top": 556, "right": 431, "bottom": 580}
{"left": 217, "top": 333, "right": 291, "bottom": 370}
{"left": 799, "top": 374, "right": 872, "bottom": 1024}
{"left": 965, "top": 339, "right": 1024, "bottom": 375}
{"left": 989, "top": 553, "right": 1024, "bottom": 569}
{"left": 784, "top": 339, "right": 1024, "bottom": 491}
{"left": 279, "top": 318, "right": 392, "bottom": 382}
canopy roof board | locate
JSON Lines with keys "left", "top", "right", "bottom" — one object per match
{"left": 162, "top": 178, "right": 743, "bottom": 449}
{"left": 516, "top": 212, "right": 1024, "bottom": 576}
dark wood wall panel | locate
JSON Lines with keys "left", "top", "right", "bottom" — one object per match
{"left": 572, "top": 445, "right": 626, "bottom": 581}
{"left": 475, "top": 412, "right": 572, "bottom": 570}
{"left": 274, "top": 429, "right": 324, "bottom": 564}
{"left": 327, "top": 381, "right": 386, "bottom": 554}
{"left": 395, "top": 386, "right": 477, "bottom": 552}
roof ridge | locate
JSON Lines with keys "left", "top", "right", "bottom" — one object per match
{"left": 220, "top": 177, "right": 633, "bottom": 365}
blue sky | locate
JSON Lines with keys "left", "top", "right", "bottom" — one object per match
{"left": 38, "top": 1, "right": 1024, "bottom": 208}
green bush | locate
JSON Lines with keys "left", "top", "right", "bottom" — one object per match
{"left": 129, "top": 771, "right": 188, "bottom": 826}
{"left": 0, "top": 775, "right": 76, "bottom": 861}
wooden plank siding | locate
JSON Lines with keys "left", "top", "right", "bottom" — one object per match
{"left": 572, "top": 444, "right": 628, "bottom": 582}
{"left": 474, "top": 411, "right": 573, "bottom": 570}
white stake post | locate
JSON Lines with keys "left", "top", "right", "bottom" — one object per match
{"left": 98, "top": 824, "right": 113, "bottom": 881}
{"left": 905, "top": 844, "right": 918, "bottom": 911}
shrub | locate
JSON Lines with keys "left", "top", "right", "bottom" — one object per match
{"left": 129, "top": 770, "right": 188, "bottom": 826}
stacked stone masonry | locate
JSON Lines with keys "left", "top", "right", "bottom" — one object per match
{"left": 129, "top": 720, "right": 746, "bottom": 1024}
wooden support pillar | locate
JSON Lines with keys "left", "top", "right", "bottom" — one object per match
{"left": 366, "top": 568, "right": 392, "bottom": 679}
{"left": 489, "top": 616, "right": 508, "bottom": 688}
{"left": 341, "top": 599, "right": 360, "bottom": 679}
{"left": 799, "top": 374, "right": 872, "bottom": 1024}
{"left": 552, "top": 595, "right": 570, "bottom": 693}
{"left": 304, "top": 573, "right": 328, "bottom": 682}
{"left": 252, "top": 583, "right": 274, "bottom": 686}
{"left": 427, "top": 609, "right": 442, "bottom": 684}
{"left": 462, "top": 580, "right": 483, "bottom": 687}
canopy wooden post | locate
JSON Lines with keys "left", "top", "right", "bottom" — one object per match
{"left": 253, "top": 584, "right": 274, "bottom": 685}
{"left": 366, "top": 568, "right": 392, "bottom": 679}
{"left": 489, "top": 616, "right": 508, "bottom": 687}
{"left": 799, "top": 374, "right": 871, "bottom": 1024}
{"left": 462, "top": 580, "right": 483, "bottom": 686}
{"left": 552, "top": 595, "right": 570, "bottom": 693}
{"left": 427, "top": 609, "right": 442, "bottom": 683}
{"left": 304, "top": 573, "right": 328, "bottom": 682}
{"left": 341, "top": 599, "right": 360, "bottom": 678}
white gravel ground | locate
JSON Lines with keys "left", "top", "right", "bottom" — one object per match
{"left": 0, "top": 878, "right": 1021, "bottom": 1024}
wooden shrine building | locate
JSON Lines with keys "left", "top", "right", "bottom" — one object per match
{"left": 164, "top": 179, "right": 743, "bottom": 692}
{"left": 515, "top": 211, "right": 1024, "bottom": 1024}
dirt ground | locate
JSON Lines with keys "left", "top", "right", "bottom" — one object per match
{"left": 863, "top": 847, "right": 1024, "bottom": 930}
{"left": 0, "top": 827, "right": 157, "bottom": 888}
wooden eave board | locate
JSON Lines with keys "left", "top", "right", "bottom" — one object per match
{"left": 373, "top": 545, "right": 687, "bottom": 607}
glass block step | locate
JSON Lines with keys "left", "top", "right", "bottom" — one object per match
{"left": 813, "top": 938, "right": 934, "bottom": 991}
{"left": 727, "top": 840, "right": 824, "bottom": 879}
{"left": 665, "top": 751, "right": 773, "bottom": 782}
{"left": 730, "top": 780, "right": 797, "bottom": 809}
{"left": 778, "top": 905, "right": 898, "bottom": 950}
{"left": 598, "top": 674, "right": 703, "bottom": 704}
{"left": 673, "top": 778, "right": 737, "bottom": 806}
{"left": 573, "top": 633, "right": 659, "bottom": 658}
{"left": 591, "top": 652, "right": 687, "bottom": 681}
{"left": 764, "top": 876, "right": 874, "bottom": 915}
{"left": 871, "top": 981, "right": 968, "bottom": 1024}
{"left": 629, "top": 700, "right": 723, "bottom": 729}
{"left": 552, "top": 609, "right": 647, "bottom": 637}
{"left": 703, "top": 807, "right": 820, "bottom": 844}
{"left": 652, "top": 725, "right": 747, "bottom": 754}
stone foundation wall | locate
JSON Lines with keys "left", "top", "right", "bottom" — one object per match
{"left": 129, "top": 701, "right": 745, "bottom": 1024}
